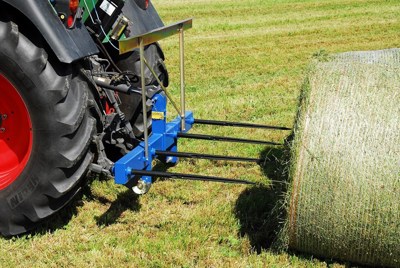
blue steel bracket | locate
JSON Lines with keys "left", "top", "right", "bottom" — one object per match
{"left": 113, "top": 93, "right": 194, "bottom": 186}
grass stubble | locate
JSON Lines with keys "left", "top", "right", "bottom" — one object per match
{"left": 0, "top": 0, "right": 399, "bottom": 267}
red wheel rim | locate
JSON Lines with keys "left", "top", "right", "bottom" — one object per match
{"left": 0, "top": 74, "right": 33, "bottom": 190}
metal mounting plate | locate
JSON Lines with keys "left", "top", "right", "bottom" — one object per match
{"left": 118, "top": 18, "right": 193, "bottom": 54}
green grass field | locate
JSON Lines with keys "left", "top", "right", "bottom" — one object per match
{"left": 1, "top": 0, "right": 399, "bottom": 267}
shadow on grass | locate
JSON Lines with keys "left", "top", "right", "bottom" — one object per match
{"left": 13, "top": 172, "right": 140, "bottom": 237}
{"left": 234, "top": 145, "right": 290, "bottom": 253}
{"left": 94, "top": 161, "right": 174, "bottom": 227}
{"left": 19, "top": 174, "right": 102, "bottom": 237}
{"left": 234, "top": 142, "right": 357, "bottom": 267}
{"left": 25, "top": 197, "right": 83, "bottom": 237}
{"left": 95, "top": 190, "right": 141, "bottom": 226}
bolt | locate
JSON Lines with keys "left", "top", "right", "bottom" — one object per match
{"left": 0, "top": 128, "right": 5, "bottom": 133}
{"left": 2, "top": 114, "right": 7, "bottom": 120}
{"left": 136, "top": 180, "right": 145, "bottom": 190}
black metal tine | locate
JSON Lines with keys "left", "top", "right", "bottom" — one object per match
{"left": 131, "top": 170, "right": 255, "bottom": 185}
{"left": 155, "top": 150, "right": 261, "bottom": 163}
{"left": 194, "top": 119, "right": 291, "bottom": 131}
{"left": 177, "top": 133, "right": 283, "bottom": 146}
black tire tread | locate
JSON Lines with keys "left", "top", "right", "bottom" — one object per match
{"left": 0, "top": 20, "right": 96, "bottom": 236}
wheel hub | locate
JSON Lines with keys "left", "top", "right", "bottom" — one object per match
{"left": 0, "top": 74, "right": 33, "bottom": 190}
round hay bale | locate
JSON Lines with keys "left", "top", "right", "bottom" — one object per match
{"left": 288, "top": 48, "right": 400, "bottom": 267}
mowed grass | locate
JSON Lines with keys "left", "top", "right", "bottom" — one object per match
{"left": 1, "top": 0, "right": 399, "bottom": 267}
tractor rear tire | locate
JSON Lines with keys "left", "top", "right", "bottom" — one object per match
{"left": 0, "top": 20, "right": 96, "bottom": 236}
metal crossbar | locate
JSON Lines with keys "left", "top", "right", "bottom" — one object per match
{"left": 194, "top": 119, "right": 292, "bottom": 130}
{"left": 155, "top": 150, "right": 262, "bottom": 163}
{"left": 131, "top": 169, "right": 255, "bottom": 185}
{"left": 118, "top": 19, "right": 193, "bottom": 53}
{"left": 177, "top": 133, "right": 283, "bottom": 146}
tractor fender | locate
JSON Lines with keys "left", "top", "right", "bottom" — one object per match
{"left": 122, "top": 1, "right": 165, "bottom": 37}
{"left": 1, "top": 0, "right": 98, "bottom": 64}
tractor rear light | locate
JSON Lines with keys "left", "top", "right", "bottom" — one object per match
{"left": 67, "top": 15, "right": 75, "bottom": 28}
{"left": 134, "top": 0, "right": 149, "bottom": 10}
{"left": 67, "top": 0, "right": 83, "bottom": 29}
{"left": 69, "top": 0, "right": 79, "bottom": 14}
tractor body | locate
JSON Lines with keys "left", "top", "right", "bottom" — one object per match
{"left": 1, "top": 0, "right": 163, "bottom": 63}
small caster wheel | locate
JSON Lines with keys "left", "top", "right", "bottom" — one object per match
{"left": 132, "top": 179, "right": 152, "bottom": 194}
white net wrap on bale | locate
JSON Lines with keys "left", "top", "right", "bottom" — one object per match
{"left": 288, "top": 48, "right": 400, "bottom": 267}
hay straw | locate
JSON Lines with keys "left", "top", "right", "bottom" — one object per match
{"left": 288, "top": 49, "right": 400, "bottom": 267}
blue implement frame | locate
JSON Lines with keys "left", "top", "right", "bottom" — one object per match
{"left": 114, "top": 18, "right": 193, "bottom": 188}
{"left": 113, "top": 93, "right": 194, "bottom": 186}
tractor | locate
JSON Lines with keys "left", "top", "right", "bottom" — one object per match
{"left": 0, "top": 0, "right": 289, "bottom": 236}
